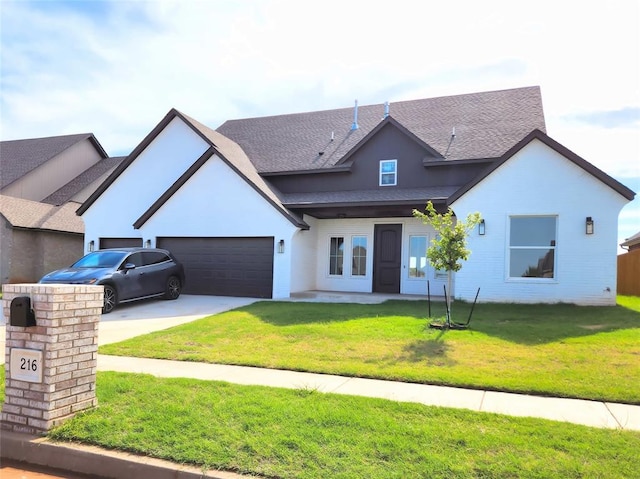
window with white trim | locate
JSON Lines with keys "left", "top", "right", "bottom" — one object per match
{"left": 379, "top": 159, "right": 397, "bottom": 186}
{"left": 409, "top": 235, "right": 427, "bottom": 278}
{"left": 509, "top": 216, "right": 557, "bottom": 278}
{"left": 351, "top": 236, "right": 367, "bottom": 276}
{"left": 329, "top": 237, "right": 344, "bottom": 276}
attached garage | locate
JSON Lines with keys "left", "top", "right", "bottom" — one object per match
{"left": 157, "top": 237, "right": 274, "bottom": 298}
{"left": 100, "top": 237, "right": 143, "bottom": 249}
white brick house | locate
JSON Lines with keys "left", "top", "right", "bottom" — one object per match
{"left": 77, "top": 87, "right": 635, "bottom": 305}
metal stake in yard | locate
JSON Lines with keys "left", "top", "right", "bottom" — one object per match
{"left": 449, "top": 287, "right": 480, "bottom": 330}
{"left": 429, "top": 286, "right": 480, "bottom": 330}
{"left": 443, "top": 285, "right": 451, "bottom": 326}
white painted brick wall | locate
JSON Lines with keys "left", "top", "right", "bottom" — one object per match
{"left": 451, "top": 139, "right": 629, "bottom": 305}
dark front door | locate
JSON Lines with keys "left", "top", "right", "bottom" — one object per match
{"left": 373, "top": 224, "right": 402, "bottom": 293}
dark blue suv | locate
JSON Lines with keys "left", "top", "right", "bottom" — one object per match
{"left": 39, "top": 248, "right": 185, "bottom": 314}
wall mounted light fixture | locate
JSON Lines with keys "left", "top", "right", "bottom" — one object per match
{"left": 88, "top": 240, "right": 95, "bottom": 252}
{"left": 478, "top": 219, "right": 486, "bottom": 236}
{"left": 145, "top": 239, "right": 152, "bottom": 248}
{"left": 586, "top": 217, "right": 594, "bottom": 235}
{"left": 278, "top": 239, "right": 285, "bottom": 254}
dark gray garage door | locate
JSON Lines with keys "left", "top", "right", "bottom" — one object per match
{"left": 157, "top": 237, "right": 274, "bottom": 298}
{"left": 100, "top": 237, "right": 143, "bottom": 249}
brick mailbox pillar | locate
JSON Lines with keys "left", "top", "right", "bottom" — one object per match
{"left": 2, "top": 284, "right": 103, "bottom": 435}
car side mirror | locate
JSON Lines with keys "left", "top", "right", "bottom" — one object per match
{"left": 123, "top": 263, "right": 136, "bottom": 271}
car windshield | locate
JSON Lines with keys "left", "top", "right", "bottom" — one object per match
{"left": 71, "top": 251, "right": 128, "bottom": 268}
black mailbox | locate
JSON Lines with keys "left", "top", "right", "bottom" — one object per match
{"left": 10, "top": 296, "right": 36, "bottom": 327}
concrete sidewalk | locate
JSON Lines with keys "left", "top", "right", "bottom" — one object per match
{"left": 98, "top": 354, "right": 640, "bottom": 431}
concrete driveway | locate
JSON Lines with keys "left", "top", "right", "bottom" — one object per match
{"left": 0, "top": 295, "right": 257, "bottom": 364}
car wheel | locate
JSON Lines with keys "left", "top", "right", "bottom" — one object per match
{"left": 102, "top": 285, "right": 117, "bottom": 314}
{"left": 164, "top": 276, "right": 181, "bottom": 300}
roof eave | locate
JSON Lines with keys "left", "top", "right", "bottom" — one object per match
{"left": 77, "top": 109, "right": 185, "bottom": 216}
{"left": 261, "top": 165, "right": 352, "bottom": 176}
{"left": 448, "top": 129, "right": 636, "bottom": 205}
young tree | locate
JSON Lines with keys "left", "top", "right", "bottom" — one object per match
{"left": 413, "top": 201, "right": 482, "bottom": 326}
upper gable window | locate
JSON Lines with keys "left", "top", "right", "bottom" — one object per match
{"left": 379, "top": 159, "right": 397, "bottom": 186}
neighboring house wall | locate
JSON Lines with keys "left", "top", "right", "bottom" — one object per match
{"left": 617, "top": 250, "right": 640, "bottom": 296}
{"left": 3, "top": 139, "right": 104, "bottom": 202}
{"left": 1, "top": 196, "right": 85, "bottom": 285}
{"left": 452, "top": 138, "right": 628, "bottom": 305}
{"left": 40, "top": 230, "right": 84, "bottom": 275}
{"left": 1, "top": 228, "right": 82, "bottom": 283}
{"left": 9, "top": 229, "right": 39, "bottom": 282}
{"left": 0, "top": 217, "right": 14, "bottom": 285}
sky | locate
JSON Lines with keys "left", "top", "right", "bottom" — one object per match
{"left": 1, "top": 0, "right": 638, "bottom": 251}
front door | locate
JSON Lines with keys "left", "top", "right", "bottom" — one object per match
{"left": 373, "top": 224, "right": 402, "bottom": 293}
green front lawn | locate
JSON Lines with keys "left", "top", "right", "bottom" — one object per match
{"left": 100, "top": 297, "right": 640, "bottom": 404}
{"left": 48, "top": 371, "right": 640, "bottom": 479}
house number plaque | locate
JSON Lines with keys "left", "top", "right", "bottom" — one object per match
{"left": 10, "top": 348, "right": 43, "bottom": 383}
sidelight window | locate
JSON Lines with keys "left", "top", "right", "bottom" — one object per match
{"left": 351, "top": 236, "right": 367, "bottom": 276}
{"left": 329, "top": 237, "right": 344, "bottom": 276}
{"left": 409, "top": 235, "right": 427, "bottom": 278}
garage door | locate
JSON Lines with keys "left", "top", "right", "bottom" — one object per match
{"left": 100, "top": 237, "right": 143, "bottom": 249}
{"left": 157, "top": 237, "right": 274, "bottom": 298}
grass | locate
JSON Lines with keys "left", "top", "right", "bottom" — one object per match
{"left": 99, "top": 298, "right": 640, "bottom": 403}
{"left": 48, "top": 371, "right": 640, "bottom": 479}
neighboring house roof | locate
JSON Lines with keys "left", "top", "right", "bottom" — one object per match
{"left": 216, "top": 86, "right": 546, "bottom": 173}
{"left": 0, "top": 133, "right": 108, "bottom": 189}
{"left": 0, "top": 194, "right": 84, "bottom": 234}
{"left": 620, "top": 230, "right": 640, "bottom": 249}
{"left": 43, "top": 156, "right": 126, "bottom": 205}
{"left": 448, "top": 129, "right": 636, "bottom": 204}
{"left": 77, "top": 109, "right": 308, "bottom": 229}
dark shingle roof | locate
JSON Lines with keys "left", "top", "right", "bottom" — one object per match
{"left": 216, "top": 86, "right": 546, "bottom": 173}
{"left": 43, "top": 156, "right": 126, "bottom": 205}
{"left": 0, "top": 194, "right": 84, "bottom": 233}
{"left": 0, "top": 133, "right": 108, "bottom": 189}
